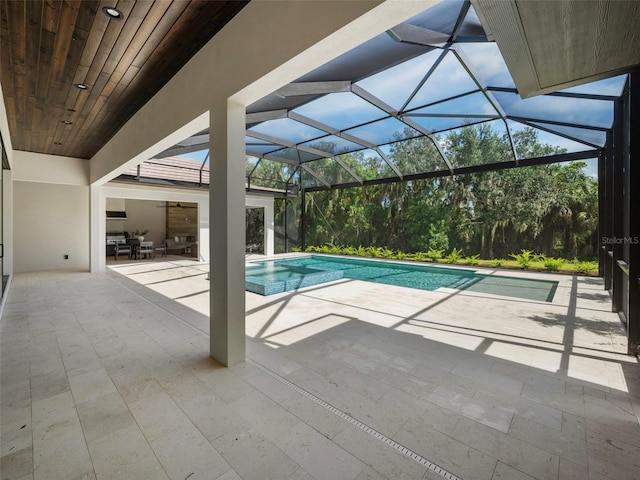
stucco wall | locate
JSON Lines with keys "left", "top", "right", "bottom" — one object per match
{"left": 13, "top": 150, "right": 88, "bottom": 186}
{"left": 13, "top": 181, "right": 89, "bottom": 272}
{"left": 122, "top": 199, "right": 167, "bottom": 246}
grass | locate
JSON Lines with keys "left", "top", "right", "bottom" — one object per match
{"left": 300, "top": 244, "right": 599, "bottom": 276}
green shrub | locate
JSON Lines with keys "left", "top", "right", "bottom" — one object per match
{"left": 329, "top": 244, "right": 343, "bottom": 254}
{"left": 342, "top": 246, "right": 357, "bottom": 256}
{"left": 366, "top": 246, "right": 395, "bottom": 258}
{"left": 576, "top": 261, "right": 598, "bottom": 275}
{"left": 444, "top": 248, "right": 464, "bottom": 264}
{"left": 366, "top": 246, "right": 381, "bottom": 257}
{"left": 464, "top": 254, "right": 480, "bottom": 265}
{"left": 544, "top": 257, "right": 565, "bottom": 271}
{"left": 413, "top": 251, "right": 428, "bottom": 261}
{"left": 355, "top": 245, "right": 367, "bottom": 257}
{"left": 426, "top": 248, "right": 445, "bottom": 261}
{"left": 297, "top": 245, "right": 602, "bottom": 276}
{"left": 510, "top": 249, "right": 535, "bottom": 269}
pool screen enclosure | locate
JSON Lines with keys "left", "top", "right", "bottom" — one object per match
{"left": 144, "top": 0, "right": 620, "bottom": 195}
{"left": 122, "top": 0, "right": 639, "bottom": 355}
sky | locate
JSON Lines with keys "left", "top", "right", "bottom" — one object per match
{"left": 179, "top": 28, "right": 623, "bottom": 184}
{"left": 182, "top": 149, "right": 209, "bottom": 165}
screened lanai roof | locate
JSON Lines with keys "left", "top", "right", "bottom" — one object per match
{"left": 142, "top": 0, "right": 625, "bottom": 191}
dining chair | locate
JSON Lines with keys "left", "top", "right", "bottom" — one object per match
{"left": 138, "top": 241, "right": 154, "bottom": 260}
{"left": 154, "top": 240, "right": 168, "bottom": 258}
{"left": 114, "top": 243, "right": 131, "bottom": 261}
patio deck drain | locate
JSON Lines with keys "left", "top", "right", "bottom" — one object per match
{"left": 249, "top": 360, "right": 462, "bottom": 480}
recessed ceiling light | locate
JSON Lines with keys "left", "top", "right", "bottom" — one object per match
{"left": 102, "top": 6, "right": 123, "bottom": 19}
{"left": 61, "top": 120, "right": 73, "bottom": 125}
{"left": 74, "top": 83, "right": 88, "bottom": 90}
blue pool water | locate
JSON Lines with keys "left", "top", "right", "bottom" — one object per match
{"left": 246, "top": 255, "right": 558, "bottom": 301}
{"left": 245, "top": 262, "right": 343, "bottom": 295}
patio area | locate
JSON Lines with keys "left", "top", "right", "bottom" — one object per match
{"left": 1, "top": 257, "right": 639, "bottom": 479}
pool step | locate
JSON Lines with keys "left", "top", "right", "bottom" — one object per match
{"left": 448, "top": 276, "right": 478, "bottom": 290}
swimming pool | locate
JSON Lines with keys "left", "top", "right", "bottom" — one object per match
{"left": 245, "top": 262, "right": 343, "bottom": 296}
{"left": 246, "top": 255, "right": 558, "bottom": 301}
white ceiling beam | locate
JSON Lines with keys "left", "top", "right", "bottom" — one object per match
{"left": 387, "top": 23, "right": 451, "bottom": 46}
{"left": 246, "top": 110, "right": 288, "bottom": 123}
{"left": 274, "top": 81, "right": 351, "bottom": 98}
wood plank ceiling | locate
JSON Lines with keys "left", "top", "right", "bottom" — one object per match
{"left": 0, "top": 0, "right": 248, "bottom": 159}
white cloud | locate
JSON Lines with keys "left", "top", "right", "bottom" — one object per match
{"left": 249, "top": 118, "right": 326, "bottom": 143}
{"left": 560, "top": 75, "right": 627, "bottom": 96}
{"left": 294, "top": 92, "right": 386, "bottom": 129}
{"left": 457, "top": 43, "right": 515, "bottom": 88}
{"left": 496, "top": 92, "right": 613, "bottom": 129}
{"left": 356, "top": 50, "right": 442, "bottom": 109}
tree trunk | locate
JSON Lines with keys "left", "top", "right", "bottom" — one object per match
{"left": 489, "top": 223, "right": 497, "bottom": 259}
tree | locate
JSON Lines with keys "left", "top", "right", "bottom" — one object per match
{"left": 302, "top": 124, "right": 598, "bottom": 260}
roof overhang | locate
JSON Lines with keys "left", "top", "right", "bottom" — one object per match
{"left": 473, "top": 0, "right": 640, "bottom": 97}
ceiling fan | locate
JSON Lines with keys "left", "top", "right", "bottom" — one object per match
{"left": 156, "top": 202, "right": 198, "bottom": 209}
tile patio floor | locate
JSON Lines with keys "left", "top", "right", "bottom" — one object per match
{"left": 1, "top": 255, "right": 639, "bottom": 480}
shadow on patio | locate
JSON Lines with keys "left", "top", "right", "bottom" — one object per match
{"left": 106, "top": 261, "right": 640, "bottom": 480}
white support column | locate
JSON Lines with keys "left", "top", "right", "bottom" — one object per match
{"left": 90, "top": 185, "right": 105, "bottom": 273}
{"left": 210, "top": 100, "right": 246, "bottom": 366}
{"left": 198, "top": 198, "right": 210, "bottom": 263}
{"left": 265, "top": 198, "right": 274, "bottom": 256}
